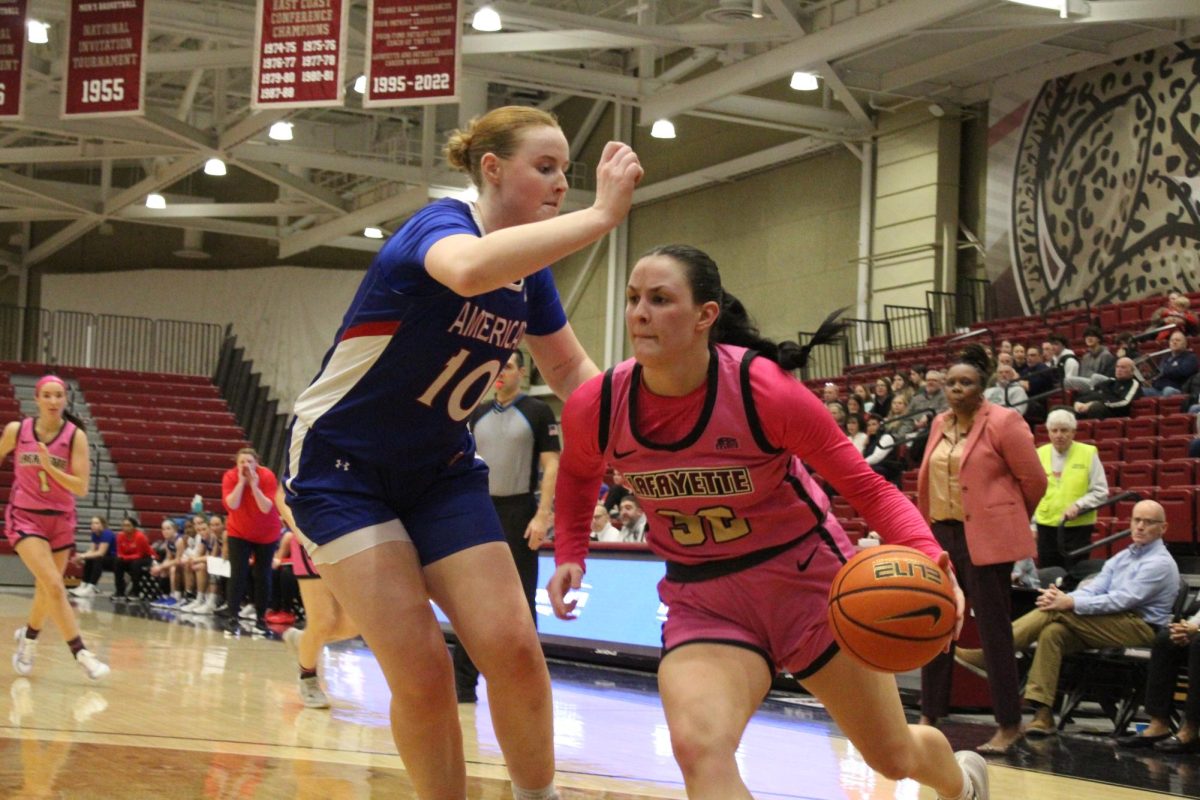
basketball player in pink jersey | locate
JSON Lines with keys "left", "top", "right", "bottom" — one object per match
{"left": 549, "top": 245, "right": 988, "bottom": 800}
{"left": 2, "top": 375, "right": 109, "bottom": 680}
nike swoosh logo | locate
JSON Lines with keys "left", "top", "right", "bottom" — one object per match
{"left": 796, "top": 548, "right": 819, "bottom": 572}
{"left": 612, "top": 448, "right": 636, "bottom": 459}
{"left": 881, "top": 606, "right": 943, "bottom": 625}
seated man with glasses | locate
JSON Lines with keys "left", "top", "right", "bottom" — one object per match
{"left": 954, "top": 500, "right": 1180, "bottom": 736}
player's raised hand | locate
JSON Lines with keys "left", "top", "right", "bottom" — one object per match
{"left": 592, "top": 141, "right": 643, "bottom": 226}
{"left": 547, "top": 562, "right": 585, "bottom": 620}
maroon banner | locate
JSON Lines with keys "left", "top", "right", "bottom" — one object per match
{"left": 0, "top": 0, "right": 27, "bottom": 119}
{"left": 62, "top": 0, "right": 146, "bottom": 117}
{"left": 364, "top": 0, "right": 460, "bottom": 108}
{"left": 252, "top": 0, "right": 348, "bottom": 109}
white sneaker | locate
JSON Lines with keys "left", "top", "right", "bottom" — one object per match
{"left": 75, "top": 649, "right": 110, "bottom": 681}
{"left": 282, "top": 626, "right": 302, "bottom": 658}
{"left": 239, "top": 603, "right": 256, "bottom": 619}
{"left": 179, "top": 598, "right": 202, "bottom": 613}
{"left": 12, "top": 627, "right": 35, "bottom": 676}
{"left": 955, "top": 751, "right": 989, "bottom": 800}
{"left": 299, "top": 675, "right": 330, "bottom": 709}
{"left": 70, "top": 583, "right": 96, "bottom": 598}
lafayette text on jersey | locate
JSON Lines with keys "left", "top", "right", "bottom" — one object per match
{"left": 11, "top": 417, "right": 77, "bottom": 512}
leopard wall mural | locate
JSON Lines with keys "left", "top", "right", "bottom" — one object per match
{"left": 1008, "top": 40, "right": 1200, "bottom": 313}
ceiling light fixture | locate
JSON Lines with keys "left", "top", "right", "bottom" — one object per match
{"left": 203, "top": 158, "right": 227, "bottom": 176}
{"left": 790, "top": 71, "right": 819, "bottom": 91}
{"left": 1003, "top": 0, "right": 1089, "bottom": 18}
{"left": 268, "top": 121, "right": 294, "bottom": 141}
{"left": 353, "top": 74, "right": 366, "bottom": 94}
{"left": 364, "top": 227, "right": 385, "bottom": 239}
{"left": 650, "top": 119, "right": 676, "bottom": 139}
{"left": 145, "top": 193, "right": 166, "bottom": 209}
{"left": 471, "top": 6, "right": 502, "bottom": 32}
{"left": 27, "top": 20, "right": 49, "bottom": 44}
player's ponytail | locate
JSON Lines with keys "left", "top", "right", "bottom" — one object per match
{"left": 641, "top": 244, "right": 847, "bottom": 371}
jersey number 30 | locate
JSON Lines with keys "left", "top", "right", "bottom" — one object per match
{"left": 658, "top": 506, "right": 750, "bottom": 546}
{"left": 417, "top": 348, "right": 503, "bottom": 422}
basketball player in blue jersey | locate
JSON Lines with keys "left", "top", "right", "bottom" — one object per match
{"left": 283, "top": 105, "right": 642, "bottom": 800}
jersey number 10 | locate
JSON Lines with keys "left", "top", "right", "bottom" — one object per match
{"left": 417, "top": 348, "right": 503, "bottom": 422}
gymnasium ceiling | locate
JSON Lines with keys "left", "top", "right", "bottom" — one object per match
{"left": 1, "top": 0, "right": 1198, "bottom": 274}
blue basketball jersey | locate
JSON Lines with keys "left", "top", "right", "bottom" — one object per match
{"left": 289, "top": 198, "right": 567, "bottom": 469}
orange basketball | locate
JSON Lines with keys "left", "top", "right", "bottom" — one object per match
{"left": 827, "top": 545, "right": 957, "bottom": 673}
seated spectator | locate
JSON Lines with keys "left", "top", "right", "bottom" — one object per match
{"left": 1012, "top": 343, "right": 1027, "bottom": 374}
{"left": 1033, "top": 409, "right": 1109, "bottom": 571}
{"left": 1073, "top": 356, "right": 1142, "bottom": 418}
{"left": 1117, "top": 601, "right": 1200, "bottom": 753}
{"left": 906, "top": 365, "right": 926, "bottom": 394}
{"left": 112, "top": 516, "right": 156, "bottom": 601}
{"left": 1148, "top": 290, "right": 1199, "bottom": 340}
{"left": 266, "top": 529, "right": 299, "bottom": 625}
{"left": 180, "top": 515, "right": 222, "bottom": 613}
{"left": 590, "top": 502, "right": 622, "bottom": 543}
{"left": 890, "top": 372, "right": 909, "bottom": 398}
{"left": 1144, "top": 330, "right": 1198, "bottom": 396}
{"left": 1049, "top": 335, "right": 1079, "bottom": 385}
{"left": 906, "top": 369, "right": 948, "bottom": 463}
{"left": 826, "top": 400, "right": 848, "bottom": 427}
{"left": 69, "top": 515, "right": 116, "bottom": 598}
{"left": 850, "top": 383, "right": 870, "bottom": 407}
{"left": 863, "top": 414, "right": 902, "bottom": 487}
{"left": 1113, "top": 331, "right": 1137, "bottom": 361}
{"left": 984, "top": 363, "right": 1029, "bottom": 416}
{"left": 845, "top": 394, "right": 866, "bottom": 420}
{"left": 999, "top": 339, "right": 1013, "bottom": 354}
{"left": 883, "top": 394, "right": 915, "bottom": 441}
{"left": 866, "top": 377, "right": 892, "bottom": 418}
{"left": 1064, "top": 326, "right": 1116, "bottom": 391}
{"left": 149, "top": 519, "right": 187, "bottom": 607}
{"left": 844, "top": 413, "right": 867, "bottom": 454}
{"left": 601, "top": 469, "right": 630, "bottom": 517}
{"left": 616, "top": 496, "right": 647, "bottom": 543}
{"left": 821, "top": 382, "right": 840, "bottom": 405}
{"left": 955, "top": 500, "right": 1180, "bottom": 735}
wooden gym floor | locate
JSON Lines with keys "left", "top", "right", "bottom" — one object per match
{"left": 0, "top": 589, "right": 1189, "bottom": 799}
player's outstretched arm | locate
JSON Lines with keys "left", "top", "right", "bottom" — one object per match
{"left": 426, "top": 141, "right": 643, "bottom": 297}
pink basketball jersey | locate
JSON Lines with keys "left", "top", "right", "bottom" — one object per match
{"left": 603, "top": 345, "right": 833, "bottom": 566}
{"left": 11, "top": 417, "right": 78, "bottom": 512}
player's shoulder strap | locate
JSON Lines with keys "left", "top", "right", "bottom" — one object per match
{"left": 737, "top": 348, "right": 782, "bottom": 455}
{"left": 597, "top": 367, "right": 615, "bottom": 454}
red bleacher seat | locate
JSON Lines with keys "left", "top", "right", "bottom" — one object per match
{"left": 1092, "top": 418, "right": 1126, "bottom": 440}
{"left": 1122, "top": 439, "right": 1156, "bottom": 462}
{"left": 1118, "top": 303, "right": 1143, "bottom": 325}
{"left": 103, "top": 433, "right": 248, "bottom": 454}
{"left": 1129, "top": 397, "right": 1158, "bottom": 418}
{"left": 1156, "top": 461, "right": 1195, "bottom": 488}
{"left": 1074, "top": 419, "right": 1094, "bottom": 438}
{"left": 1117, "top": 461, "right": 1156, "bottom": 488}
{"left": 1158, "top": 436, "right": 1194, "bottom": 461}
{"left": 109, "top": 448, "right": 233, "bottom": 469}
{"left": 1159, "top": 414, "right": 1194, "bottom": 438}
{"left": 1096, "top": 439, "right": 1123, "bottom": 462}
{"left": 1101, "top": 462, "right": 1119, "bottom": 490}
{"left": 88, "top": 403, "right": 237, "bottom": 426}
{"left": 901, "top": 470, "right": 918, "bottom": 492}
{"left": 1125, "top": 417, "right": 1157, "bottom": 439}
{"left": 114, "top": 462, "right": 226, "bottom": 483}
{"left": 1099, "top": 307, "right": 1120, "bottom": 332}
{"left": 77, "top": 377, "right": 222, "bottom": 398}
{"left": 1157, "top": 396, "right": 1187, "bottom": 415}
{"left": 1158, "top": 487, "right": 1195, "bottom": 546}
{"left": 124, "top": 479, "right": 223, "bottom": 498}
{"left": 94, "top": 417, "right": 244, "bottom": 439}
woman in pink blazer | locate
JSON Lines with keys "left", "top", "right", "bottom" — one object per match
{"left": 917, "top": 344, "right": 1046, "bottom": 754}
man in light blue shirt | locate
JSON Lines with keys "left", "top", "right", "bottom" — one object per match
{"left": 955, "top": 499, "right": 1179, "bottom": 736}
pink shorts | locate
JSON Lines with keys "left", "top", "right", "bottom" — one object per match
{"left": 290, "top": 534, "right": 320, "bottom": 579}
{"left": 658, "top": 525, "right": 855, "bottom": 679}
{"left": 5, "top": 505, "right": 77, "bottom": 552}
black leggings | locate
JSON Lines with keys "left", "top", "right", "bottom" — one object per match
{"left": 222, "top": 538, "right": 277, "bottom": 620}
{"left": 113, "top": 557, "right": 152, "bottom": 597}
{"left": 82, "top": 553, "right": 115, "bottom": 586}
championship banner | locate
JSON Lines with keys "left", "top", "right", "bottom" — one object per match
{"left": 252, "top": 0, "right": 348, "bottom": 109}
{"left": 363, "top": 0, "right": 460, "bottom": 108}
{"left": 62, "top": 0, "right": 146, "bottom": 117}
{"left": 0, "top": 0, "right": 26, "bottom": 119}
